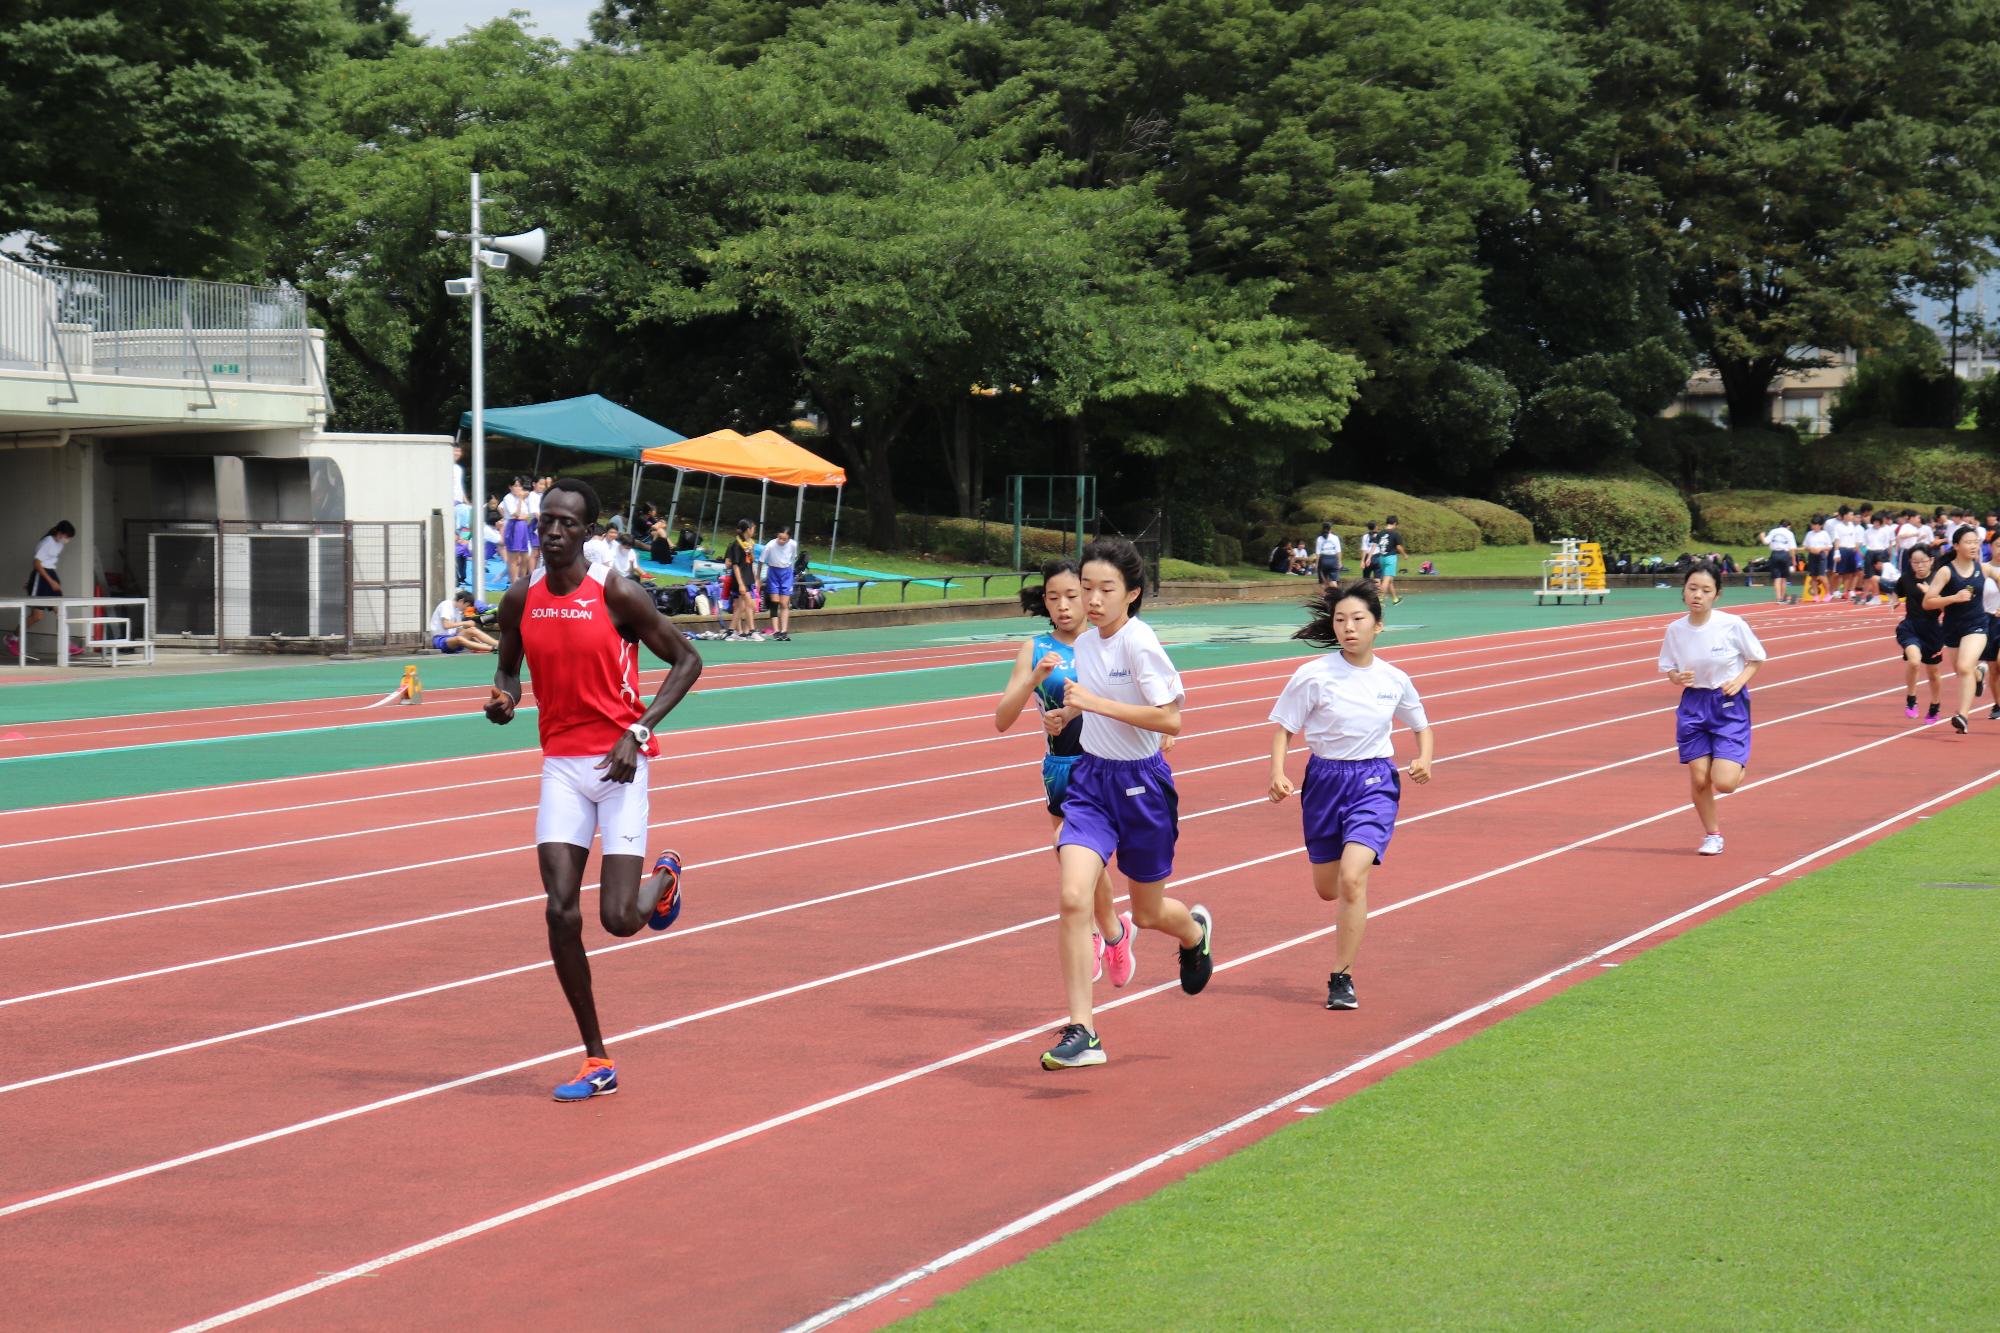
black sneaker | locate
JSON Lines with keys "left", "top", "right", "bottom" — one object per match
{"left": 1179, "top": 904, "right": 1215, "bottom": 995}
{"left": 1040, "top": 1022, "right": 1104, "bottom": 1069}
{"left": 1928, "top": 703, "right": 1943, "bottom": 723}
{"left": 1325, "top": 971, "right": 1358, "bottom": 1010}
{"left": 1952, "top": 713, "right": 1970, "bottom": 734}
{"left": 1988, "top": 703, "right": 2000, "bottom": 722}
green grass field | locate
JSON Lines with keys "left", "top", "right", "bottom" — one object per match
{"left": 910, "top": 786, "right": 2000, "bottom": 1329}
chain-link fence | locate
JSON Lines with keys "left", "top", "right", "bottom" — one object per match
{"left": 124, "top": 520, "right": 427, "bottom": 652}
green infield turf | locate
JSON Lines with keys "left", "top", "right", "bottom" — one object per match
{"left": 909, "top": 783, "right": 2000, "bottom": 1329}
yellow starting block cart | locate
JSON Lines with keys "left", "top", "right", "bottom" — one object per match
{"left": 1537, "top": 538, "right": 1609, "bottom": 605}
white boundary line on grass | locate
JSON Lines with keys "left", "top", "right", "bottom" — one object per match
{"left": 782, "top": 763, "right": 2000, "bottom": 1332}
{"left": 172, "top": 757, "right": 2000, "bottom": 1333}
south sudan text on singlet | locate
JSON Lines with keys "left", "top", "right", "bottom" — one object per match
{"left": 520, "top": 563, "right": 658, "bottom": 759}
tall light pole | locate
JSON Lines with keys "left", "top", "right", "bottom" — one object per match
{"left": 442, "top": 170, "right": 546, "bottom": 608}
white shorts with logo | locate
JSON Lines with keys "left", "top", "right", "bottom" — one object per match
{"left": 536, "top": 754, "right": 651, "bottom": 853}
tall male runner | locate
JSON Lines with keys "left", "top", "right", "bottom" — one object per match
{"left": 485, "top": 479, "right": 704, "bottom": 1101}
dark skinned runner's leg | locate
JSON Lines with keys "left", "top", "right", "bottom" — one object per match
{"left": 541, "top": 844, "right": 651, "bottom": 1060}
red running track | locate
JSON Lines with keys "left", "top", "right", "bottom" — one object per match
{"left": 2, "top": 600, "right": 1994, "bottom": 1330}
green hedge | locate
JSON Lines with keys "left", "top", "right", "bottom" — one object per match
{"left": 1159, "top": 558, "right": 1234, "bottom": 582}
{"left": 1815, "top": 429, "right": 2000, "bottom": 511}
{"left": 1431, "top": 496, "right": 1535, "bottom": 546}
{"left": 1252, "top": 481, "right": 1481, "bottom": 556}
{"left": 1210, "top": 534, "right": 1243, "bottom": 566}
{"left": 1690, "top": 490, "right": 1932, "bottom": 545}
{"left": 1497, "top": 468, "right": 1693, "bottom": 551}
{"left": 922, "top": 517, "right": 1078, "bottom": 565}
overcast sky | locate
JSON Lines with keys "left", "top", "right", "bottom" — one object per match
{"left": 399, "top": 0, "right": 597, "bottom": 46}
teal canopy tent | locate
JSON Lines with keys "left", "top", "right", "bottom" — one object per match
{"left": 457, "top": 394, "right": 688, "bottom": 520}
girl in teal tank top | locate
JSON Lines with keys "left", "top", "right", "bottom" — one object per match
{"left": 995, "top": 560, "right": 1135, "bottom": 987}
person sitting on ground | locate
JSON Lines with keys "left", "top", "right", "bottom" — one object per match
{"left": 1268, "top": 538, "right": 1291, "bottom": 574}
{"left": 430, "top": 590, "right": 497, "bottom": 654}
{"left": 676, "top": 519, "right": 701, "bottom": 554}
{"left": 611, "top": 530, "right": 652, "bottom": 583}
{"left": 1288, "top": 540, "right": 1312, "bottom": 575}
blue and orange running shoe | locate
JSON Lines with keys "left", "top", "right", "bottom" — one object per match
{"left": 553, "top": 1056, "right": 618, "bottom": 1102}
{"left": 646, "top": 849, "right": 683, "bottom": 932}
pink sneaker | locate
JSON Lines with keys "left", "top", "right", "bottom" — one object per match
{"left": 1103, "top": 912, "right": 1137, "bottom": 988}
{"left": 3, "top": 634, "right": 18, "bottom": 656}
{"left": 1091, "top": 930, "right": 1105, "bottom": 983}
{"left": 1905, "top": 705, "right": 1920, "bottom": 719}
{"left": 68, "top": 642, "right": 84, "bottom": 656}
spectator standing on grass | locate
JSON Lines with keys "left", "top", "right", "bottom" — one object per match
{"left": 1313, "top": 523, "right": 1343, "bottom": 586}
{"left": 1359, "top": 522, "right": 1380, "bottom": 580}
{"left": 762, "top": 521, "right": 800, "bottom": 642}
{"left": 6, "top": 520, "right": 80, "bottom": 659}
{"left": 1377, "top": 517, "right": 1406, "bottom": 605}
{"left": 1761, "top": 518, "right": 1797, "bottom": 604}
{"left": 724, "top": 518, "right": 763, "bottom": 641}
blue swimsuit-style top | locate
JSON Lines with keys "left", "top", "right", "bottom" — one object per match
{"left": 1031, "top": 631, "right": 1085, "bottom": 758}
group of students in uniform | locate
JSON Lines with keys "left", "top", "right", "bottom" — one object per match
{"left": 476, "top": 476, "right": 2000, "bottom": 1097}
{"left": 1893, "top": 524, "right": 2000, "bottom": 733}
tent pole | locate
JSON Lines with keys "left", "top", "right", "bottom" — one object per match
{"left": 712, "top": 477, "right": 728, "bottom": 551}
{"left": 830, "top": 484, "right": 843, "bottom": 559}
{"left": 531, "top": 443, "right": 543, "bottom": 481}
{"left": 625, "top": 461, "right": 643, "bottom": 533}
{"left": 665, "top": 470, "right": 685, "bottom": 541}
{"left": 758, "top": 479, "right": 768, "bottom": 538}
{"left": 793, "top": 484, "right": 805, "bottom": 542}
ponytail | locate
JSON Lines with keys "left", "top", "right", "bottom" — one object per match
{"left": 44, "top": 520, "right": 75, "bottom": 541}
{"left": 1293, "top": 581, "right": 1383, "bottom": 649}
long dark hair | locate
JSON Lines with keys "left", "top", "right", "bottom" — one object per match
{"left": 1294, "top": 581, "right": 1383, "bottom": 649}
{"left": 1079, "top": 539, "right": 1148, "bottom": 615}
{"left": 43, "top": 520, "right": 75, "bottom": 540}
{"left": 1019, "top": 558, "right": 1082, "bottom": 616}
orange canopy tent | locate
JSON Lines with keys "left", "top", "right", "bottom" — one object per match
{"left": 639, "top": 429, "right": 850, "bottom": 555}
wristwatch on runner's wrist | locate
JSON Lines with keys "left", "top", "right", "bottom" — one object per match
{"left": 626, "top": 722, "right": 652, "bottom": 744}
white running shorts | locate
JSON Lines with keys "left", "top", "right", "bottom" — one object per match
{"left": 535, "top": 754, "right": 651, "bottom": 853}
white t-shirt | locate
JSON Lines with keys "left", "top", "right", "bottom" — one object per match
{"left": 608, "top": 542, "right": 637, "bottom": 576}
{"left": 1313, "top": 534, "right": 1342, "bottom": 560}
{"left": 428, "top": 599, "right": 460, "bottom": 636}
{"left": 1269, "top": 654, "right": 1430, "bottom": 761}
{"left": 1897, "top": 522, "right": 1926, "bottom": 552}
{"left": 1074, "top": 617, "right": 1184, "bottom": 761}
{"left": 526, "top": 491, "right": 542, "bottom": 519}
{"left": 453, "top": 464, "right": 468, "bottom": 506}
{"left": 1763, "top": 526, "right": 1796, "bottom": 553}
{"left": 1865, "top": 523, "right": 1895, "bottom": 553}
{"left": 1832, "top": 518, "right": 1861, "bottom": 549}
{"left": 762, "top": 536, "right": 798, "bottom": 569}
{"left": 33, "top": 535, "right": 63, "bottom": 572}
{"left": 582, "top": 536, "right": 615, "bottom": 566}
{"left": 1802, "top": 528, "right": 1832, "bottom": 553}
{"left": 1360, "top": 533, "right": 1379, "bottom": 558}
{"left": 500, "top": 493, "right": 526, "bottom": 522}
{"left": 1659, "top": 610, "right": 1768, "bottom": 691}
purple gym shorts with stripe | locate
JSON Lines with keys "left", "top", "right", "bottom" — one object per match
{"left": 1301, "top": 756, "right": 1402, "bottom": 865}
{"left": 1057, "top": 753, "right": 1179, "bottom": 883}
{"left": 1675, "top": 686, "right": 1752, "bottom": 765}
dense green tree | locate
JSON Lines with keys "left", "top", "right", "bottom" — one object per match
{"left": 273, "top": 20, "right": 561, "bottom": 433}
{"left": 0, "top": 0, "right": 344, "bottom": 276}
{"left": 1577, "top": 0, "right": 2000, "bottom": 426}
{"left": 343, "top": 0, "right": 416, "bottom": 59}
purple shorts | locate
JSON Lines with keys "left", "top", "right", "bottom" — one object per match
{"left": 431, "top": 633, "right": 464, "bottom": 654}
{"left": 1057, "top": 753, "right": 1179, "bottom": 884}
{"left": 503, "top": 519, "right": 533, "bottom": 553}
{"left": 1676, "top": 687, "right": 1752, "bottom": 766}
{"left": 1301, "top": 756, "right": 1402, "bottom": 865}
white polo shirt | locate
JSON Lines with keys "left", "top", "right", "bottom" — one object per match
{"left": 1660, "top": 610, "right": 1768, "bottom": 691}
{"left": 1763, "top": 526, "right": 1797, "bottom": 553}
{"left": 1270, "top": 653, "right": 1429, "bottom": 761}
{"left": 33, "top": 535, "right": 63, "bottom": 572}
{"left": 1074, "top": 617, "right": 1184, "bottom": 761}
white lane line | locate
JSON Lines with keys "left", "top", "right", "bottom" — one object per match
{"left": 0, "top": 646, "right": 1018, "bottom": 746}
{"left": 0, "top": 638, "right": 1887, "bottom": 981}
{"left": 173, "top": 751, "right": 2000, "bottom": 1333}
{"left": 0, "top": 617, "right": 1873, "bottom": 879}
{"left": 785, "top": 768, "right": 2000, "bottom": 1332}
{"left": 1, "top": 676, "right": 1942, "bottom": 1225}
{"left": 0, "top": 597, "right": 1747, "bottom": 819}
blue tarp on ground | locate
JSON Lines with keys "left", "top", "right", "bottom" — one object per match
{"left": 459, "top": 394, "right": 687, "bottom": 462}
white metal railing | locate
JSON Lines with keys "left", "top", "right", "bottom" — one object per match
{"left": 0, "top": 256, "right": 315, "bottom": 389}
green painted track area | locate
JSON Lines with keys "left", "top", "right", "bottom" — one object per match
{"left": 0, "top": 588, "right": 1695, "bottom": 811}
{"left": 911, "top": 786, "right": 2000, "bottom": 1330}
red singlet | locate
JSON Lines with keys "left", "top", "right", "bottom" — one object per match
{"left": 520, "top": 564, "right": 658, "bottom": 758}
